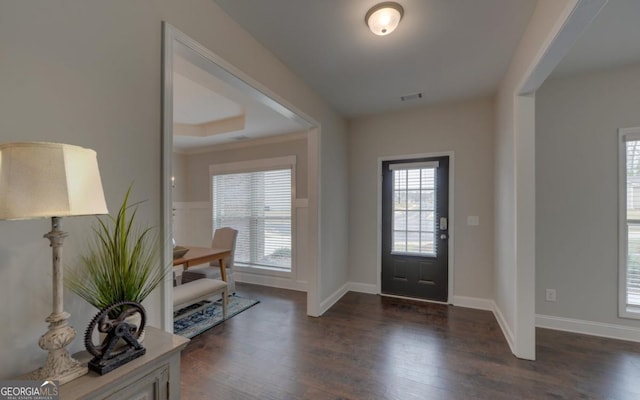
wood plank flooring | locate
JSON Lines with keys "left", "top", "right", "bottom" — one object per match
{"left": 180, "top": 283, "right": 640, "bottom": 399}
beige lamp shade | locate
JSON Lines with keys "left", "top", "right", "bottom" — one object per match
{"left": 0, "top": 142, "right": 108, "bottom": 220}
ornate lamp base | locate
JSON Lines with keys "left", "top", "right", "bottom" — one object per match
{"left": 24, "top": 310, "right": 87, "bottom": 385}
{"left": 25, "top": 352, "right": 87, "bottom": 385}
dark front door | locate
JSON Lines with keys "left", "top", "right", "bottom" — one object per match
{"left": 381, "top": 156, "right": 449, "bottom": 301}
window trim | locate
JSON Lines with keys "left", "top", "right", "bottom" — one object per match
{"left": 210, "top": 156, "right": 296, "bottom": 278}
{"left": 619, "top": 127, "right": 640, "bottom": 319}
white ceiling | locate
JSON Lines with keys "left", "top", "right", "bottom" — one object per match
{"left": 551, "top": 0, "right": 640, "bottom": 78}
{"left": 172, "top": 53, "right": 307, "bottom": 152}
{"left": 215, "top": 0, "right": 538, "bottom": 117}
{"left": 173, "top": 73, "right": 244, "bottom": 125}
{"left": 175, "top": 0, "right": 638, "bottom": 150}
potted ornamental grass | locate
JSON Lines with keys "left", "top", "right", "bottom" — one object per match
{"left": 66, "top": 186, "right": 169, "bottom": 325}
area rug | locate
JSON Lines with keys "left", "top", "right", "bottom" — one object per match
{"left": 173, "top": 295, "right": 259, "bottom": 338}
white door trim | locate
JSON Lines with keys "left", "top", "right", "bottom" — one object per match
{"left": 377, "top": 151, "right": 455, "bottom": 304}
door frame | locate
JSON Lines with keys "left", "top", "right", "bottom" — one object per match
{"left": 161, "top": 23, "right": 322, "bottom": 330}
{"left": 377, "top": 151, "right": 455, "bottom": 304}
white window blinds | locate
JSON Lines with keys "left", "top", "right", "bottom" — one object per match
{"left": 212, "top": 168, "right": 292, "bottom": 271}
{"left": 391, "top": 166, "right": 437, "bottom": 255}
{"left": 624, "top": 138, "right": 640, "bottom": 310}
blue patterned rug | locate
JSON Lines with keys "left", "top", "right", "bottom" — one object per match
{"left": 173, "top": 295, "right": 259, "bottom": 338}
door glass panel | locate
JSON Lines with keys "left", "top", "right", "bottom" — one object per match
{"left": 392, "top": 167, "right": 437, "bottom": 256}
{"left": 394, "top": 231, "right": 407, "bottom": 252}
{"left": 421, "top": 170, "right": 435, "bottom": 188}
{"left": 395, "top": 170, "right": 407, "bottom": 190}
{"left": 394, "top": 211, "right": 406, "bottom": 230}
{"left": 394, "top": 191, "right": 407, "bottom": 210}
{"left": 420, "top": 211, "right": 434, "bottom": 229}
{"left": 406, "top": 232, "right": 420, "bottom": 253}
{"left": 407, "top": 211, "right": 420, "bottom": 231}
{"left": 421, "top": 190, "right": 434, "bottom": 209}
{"left": 407, "top": 190, "right": 420, "bottom": 209}
{"left": 407, "top": 169, "right": 421, "bottom": 189}
{"left": 420, "top": 233, "right": 434, "bottom": 254}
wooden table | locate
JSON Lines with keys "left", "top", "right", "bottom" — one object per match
{"left": 173, "top": 246, "right": 231, "bottom": 282}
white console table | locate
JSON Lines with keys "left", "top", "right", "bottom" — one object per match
{"left": 60, "top": 327, "right": 189, "bottom": 400}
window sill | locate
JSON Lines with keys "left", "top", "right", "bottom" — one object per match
{"left": 235, "top": 265, "right": 293, "bottom": 278}
{"left": 619, "top": 306, "right": 640, "bottom": 320}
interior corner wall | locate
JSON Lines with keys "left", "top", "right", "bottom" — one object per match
{"left": 319, "top": 118, "right": 350, "bottom": 302}
{"left": 536, "top": 64, "right": 640, "bottom": 329}
{"left": 0, "top": 0, "right": 346, "bottom": 378}
{"left": 494, "top": 0, "right": 572, "bottom": 359}
{"left": 348, "top": 97, "right": 496, "bottom": 301}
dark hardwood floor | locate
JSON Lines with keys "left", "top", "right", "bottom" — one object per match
{"left": 180, "top": 283, "right": 640, "bottom": 399}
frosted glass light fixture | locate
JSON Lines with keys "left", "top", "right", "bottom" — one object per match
{"left": 365, "top": 2, "right": 404, "bottom": 36}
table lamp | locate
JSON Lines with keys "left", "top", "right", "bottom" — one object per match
{"left": 0, "top": 142, "right": 108, "bottom": 384}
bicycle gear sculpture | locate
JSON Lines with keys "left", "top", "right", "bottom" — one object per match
{"left": 85, "top": 301, "right": 146, "bottom": 374}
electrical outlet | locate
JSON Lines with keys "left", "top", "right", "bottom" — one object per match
{"left": 545, "top": 289, "right": 557, "bottom": 302}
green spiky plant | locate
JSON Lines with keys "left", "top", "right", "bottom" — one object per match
{"left": 66, "top": 186, "right": 169, "bottom": 318}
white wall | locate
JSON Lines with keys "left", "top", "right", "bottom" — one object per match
{"left": 0, "top": 0, "right": 347, "bottom": 378}
{"left": 494, "top": 0, "right": 572, "bottom": 358}
{"left": 536, "top": 64, "right": 640, "bottom": 330}
{"left": 348, "top": 97, "right": 495, "bottom": 301}
{"left": 172, "top": 201, "right": 211, "bottom": 248}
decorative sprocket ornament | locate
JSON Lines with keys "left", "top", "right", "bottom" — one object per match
{"left": 84, "top": 301, "right": 147, "bottom": 374}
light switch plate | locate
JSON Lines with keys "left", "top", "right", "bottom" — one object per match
{"left": 467, "top": 216, "right": 479, "bottom": 226}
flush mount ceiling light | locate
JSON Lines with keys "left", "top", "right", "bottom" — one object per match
{"left": 365, "top": 2, "right": 404, "bottom": 36}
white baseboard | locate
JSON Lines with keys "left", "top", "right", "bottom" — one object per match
{"left": 347, "top": 282, "right": 377, "bottom": 294}
{"left": 492, "top": 301, "right": 516, "bottom": 355}
{"left": 452, "top": 295, "right": 494, "bottom": 311}
{"left": 453, "top": 296, "right": 516, "bottom": 354}
{"left": 536, "top": 314, "right": 640, "bottom": 343}
{"left": 319, "top": 283, "right": 349, "bottom": 315}
{"left": 235, "top": 272, "right": 307, "bottom": 292}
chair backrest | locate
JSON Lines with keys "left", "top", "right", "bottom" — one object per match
{"left": 210, "top": 227, "right": 238, "bottom": 269}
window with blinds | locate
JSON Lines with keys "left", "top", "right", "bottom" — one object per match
{"left": 390, "top": 162, "right": 437, "bottom": 256}
{"left": 620, "top": 129, "right": 640, "bottom": 318}
{"left": 212, "top": 168, "right": 292, "bottom": 271}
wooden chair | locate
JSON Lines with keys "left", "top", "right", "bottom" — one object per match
{"left": 182, "top": 227, "right": 238, "bottom": 293}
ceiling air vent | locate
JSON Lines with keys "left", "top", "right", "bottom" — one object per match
{"left": 400, "top": 92, "right": 423, "bottom": 102}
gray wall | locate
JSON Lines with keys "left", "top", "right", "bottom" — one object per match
{"left": 348, "top": 97, "right": 495, "bottom": 300}
{"left": 172, "top": 152, "right": 188, "bottom": 202}
{"left": 183, "top": 136, "right": 308, "bottom": 201}
{"left": 320, "top": 118, "right": 350, "bottom": 300}
{"left": 0, "top": 0, "right": 346, "bottom": 378}
{"left": 536, "top": 63, "right": 640, "bottom": 327}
